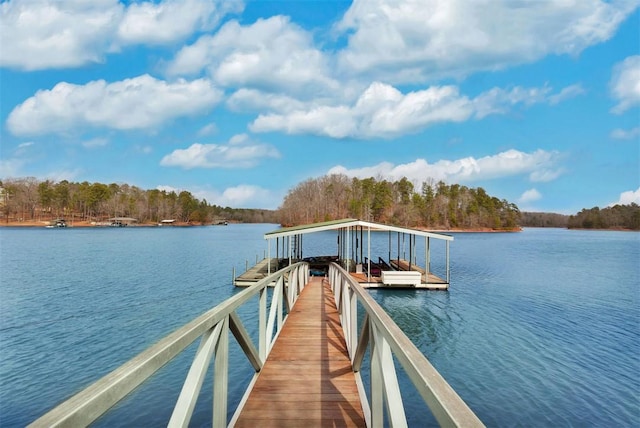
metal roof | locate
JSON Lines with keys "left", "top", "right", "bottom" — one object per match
{"left": 264, "top": 218, "right": 453, "bottom": 241}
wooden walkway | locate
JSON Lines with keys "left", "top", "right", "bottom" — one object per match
{"left": 235, "top": 277, "right": 366, "bottom": 427}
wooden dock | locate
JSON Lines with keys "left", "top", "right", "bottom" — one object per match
{"left": 234, "top": 277, "right": 366, "bottom": 427}
{"left": 234, "top": 258, "right": 280, "bottom": 286}
{"left": 388, "top": 259, "right": 449, "bottom": 289}
{"left": 351, "top": 272, "right": 448, "bottom": 289}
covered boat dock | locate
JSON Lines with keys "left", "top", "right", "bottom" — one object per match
{"left": 234, "top": 219, "right": 453, "bottom": 289}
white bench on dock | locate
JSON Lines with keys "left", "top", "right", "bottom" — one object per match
{"left": 381, "top": 270, "right": 422, "bottom": 286}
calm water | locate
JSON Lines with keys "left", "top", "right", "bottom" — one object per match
{"left": 0, "top": 225, "right": 638, "bottom": 427}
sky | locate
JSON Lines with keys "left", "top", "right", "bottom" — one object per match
{"left": 1, "top": 0, "right": 639, "bottom": 213}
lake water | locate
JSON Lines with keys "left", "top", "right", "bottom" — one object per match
{"left": 0, "top": 225, "right": 638, "bottom": 427}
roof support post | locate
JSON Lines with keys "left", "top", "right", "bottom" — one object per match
{"left": 267, "top": 239, "right": 271, "bottom": 276}
{"left": 345, "top": 227, "right": 351, "bottom": 272}
{"left": 359, "top": 226, "right": 362, "bottom": 263}
{"left": 367, "top": 226, "right": 371, "bottom": 284}
{"left": 409, "top": 234, "right": 413, "bottom": 271}
{"left": 446, "top": 240, "right": 450, "bottom": 284}
{"left": 426, "top": 237, "right": 430, "bottom": 283}
{"left": 388, "top": 231, "right": 391, "bottom": 266}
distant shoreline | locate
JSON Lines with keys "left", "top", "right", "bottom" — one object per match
{"left": 1, "top": 221, "right": 636, "bottom": 232}
{"left": 0, "top": 220, "right": 520, "bottom": 232}
{"left": 0, "top": 220, "right": 213, "bottom": 228}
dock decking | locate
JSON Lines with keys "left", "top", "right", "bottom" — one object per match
{"left": 234, "top": 258, "right": 280, "bottom": 286}
{"left": 234, "top": 277, "right": 366, "bottom": 427}
{"left": 236, "top": 258, "right": 449, "bottom": 289}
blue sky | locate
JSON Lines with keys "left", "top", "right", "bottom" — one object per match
{"left": 1, "top": 0, "right": 639, "bottom": 213}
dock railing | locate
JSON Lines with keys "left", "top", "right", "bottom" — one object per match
{"left": 29, "top": 262, "right": 310, "bottom": 428}
{"left": 329, "top": 262, "right": 484, "bottom": 427}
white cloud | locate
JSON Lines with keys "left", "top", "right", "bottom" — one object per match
{"left": 610, "top": 55, "right": 640, "bottom": 114}
{"left": 1, "top": 0, "right": 122, "bottom": 70}
{"left": 328, "top": 149, "right": 563, "bottom": 185}
{"left": 218, "top": 185, "right": 273, "bottom": 208}
{"left": 160, "top": 134, "right": 280, "bottom": 169}
{"left": 610, "top": 127, "right": 640, "bottom": 140}
{"left": 251, "top": 105, "right": 358, "bottom": 138}
{"left": 0, "top": 153, "right": 83, "bottom": 182}
{"left": 117, "top": 0, "right": 242, "bottom": 45}
{"left": 189, "top": 184, "right": 278, "bottom": 209}
{"left": 158, "top": 183, "right": 279, "bottom": 209}
{"left": 7, "top": 74, "right": 223, "bottom": 136}
{"left": 336, "top": 0, "right": 637, "bottom": 83}
{"left": 16, "top": 141, "right": 35, "bottom": 153}
{"left": 472, "top": 85, "right": 553, "bottom": 119}
{"left": 250, "top": 81, "right": 581, "bottom": 139}
{"left": 44, "top": 169, "right": 83, "bottom": 183}
{"left": 0, "top": 158, "right": 25, "bottom": 178}
{"left": 167, "top": 16, "right": 338, "bottom": 96}
{"left": 609, "top": 187, "right": 640, "bottom": 206}
{"left": 519, "top": 188, "right": 542, "bottom": 203}
{"left": 82, "top": 138, "right": 109, "bottom": 149}
{"left": 227, "top": 88, "right": 307, "bottom": 113}
{"left": 529, "top": 169, "right": 565, "bottom": 183}
{"left": 547, "top": 84, "right": 586, "bottom": 105}
{"left": 0, "top": 141, "right": 37, "bottom": 177}
{"left": 198, "top": 123, "right": 218, "bottom": 136}
{"left": 134, "top": 145, "right": 153, "bottom": 154}
{"left": 0, "top": 0, "right": 241, "bottom": 70}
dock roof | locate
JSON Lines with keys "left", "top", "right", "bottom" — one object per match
{"left": 265, "top": 218, "right": 453, "bottom": 241}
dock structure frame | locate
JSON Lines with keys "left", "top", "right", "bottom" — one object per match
{"left": 30, "top": 261, "right": 482, "bottom": 428}
{"left": 263, "top": 218, "right": 453, "bottom": 289}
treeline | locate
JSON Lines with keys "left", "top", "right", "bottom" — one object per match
{"left": 568, "top": 204, "right": 640, "bottom": 230}
{"left": 0, "top": 177, "right": 278, "bottom": 224}
{"left": 278, "top": 174, "right": 520, "bottom": 230}
{"left": 519, "top": 212, "right": 569, "bottom": 228}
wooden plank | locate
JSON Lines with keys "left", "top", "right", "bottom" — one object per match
{"left": 235, "top": 277, "right": 366, "bottom": 427}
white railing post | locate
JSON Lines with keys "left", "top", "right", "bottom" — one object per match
{"left": 266, "top": 278, "right": 282, "bottom": 352}
{"left": 212, "top": 316, "right": 229, "bottom": 428}
{"left": 277, "top": 277, "right": 284, "bottom": 330}
{"left": 370, "top": 322, "right": 384, "bottom": 428}
{"left": 259, "top": 287, "right": 267, "bottom": 362}
{"left": 168, "top": 322, "right": 224, "bottom": 428}
{"left": 349, "top": 287, "right": 357, "bottom": 359}
{"left": 375, "top": 329, "right": 407, "bottom": 427}
{"left": 286, "top": 272, "right": 294, "bottom": 310}
{"left": 339, "top": 281, "right": 349, "bottom": 345}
